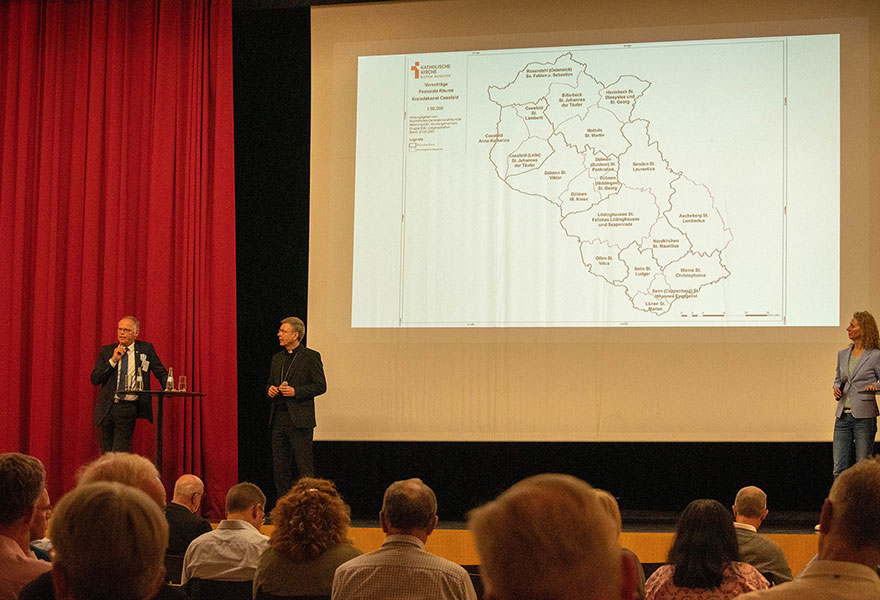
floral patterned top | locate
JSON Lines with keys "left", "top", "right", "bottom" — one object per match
{"left": 646, "top": 561, "right": 769, "bottom": 600}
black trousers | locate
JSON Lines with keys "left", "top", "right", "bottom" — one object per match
{"left": 270, "top": 411, "right": 314, "bottom": 497}
{"left": 97, "top": 401, "right": 138, "bottom": 453}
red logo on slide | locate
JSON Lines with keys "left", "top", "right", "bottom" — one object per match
{"left": 411, "top": 62, "right": 420, "bottom": 79}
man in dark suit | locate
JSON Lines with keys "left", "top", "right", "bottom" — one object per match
{"left": 90, "top": 316, "right": 168, "bottom": 453}
{"left": 267, "top": 316, "right": 326, "bottom": 496}
{"left": 165, "top": 474, "right": 212, "bottom": 556}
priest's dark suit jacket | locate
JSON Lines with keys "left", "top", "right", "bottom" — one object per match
{"left": 266, "top": 345, "right": 327, "bottom": 428}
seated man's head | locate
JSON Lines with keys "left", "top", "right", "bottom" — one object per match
{"left": 76, "top": 452, "right": 165, "bottom": 507}
{"left": 468, "top": 474, "right": 634, "bottom": 600}
{"left": 51, "top": 482, "right": 168, "bottom": 600}
{"left": 225, "top": 482, "right": 266, "bottom": 529}
{"left": 0, "top": 452, "right": 49, "bottom": 547}
{"left": 733, "top": 486, "right": 768, "bottom": 526}
{"left": 820, "top": 456, "right": 880, "bottom": 563}
{"left": 379, "top": 478, "right": 438, "bottom": 540}
{"left": 172, "top": 474, "right": 205, "bottom": 513}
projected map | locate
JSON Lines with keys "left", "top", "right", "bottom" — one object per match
{"left": 352, "top": 36, "right": 839, "bottom": 327}
{"left": 487, "top": 53, "right": 732, "bottom": 316}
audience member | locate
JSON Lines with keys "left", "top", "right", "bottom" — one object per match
{"left": 254, "top": 477, "right": 361, "bottom": 597}
{"left": 19, "top": 452, "right": 185, "bottom": 600}
{"left": 76, "top": 451, "right": 166, "bottom": 506}
{"left": 49, "top": 482, "right": 167, "bottom": 600}
{"left": 596, "top": 489, "right": 647, "bottom": 600}
{"left": 332, "top": 478, "right": 476, "bottom": 600}
{"left": 467, "top": 474, "right": 636, "bottom": 600}
{"left": 181, "top": 482, "right": 269, "bottom": 584}
{"left": 27, "top": 488, "right": 52, "bottom": 563}
{"left": 165, "top": 474, "right": 212, "bottom": 555}
{"left": 645, "top": 499, "right": 768, "bottom": 600}
{"left": 0, "top": 452, "right": 52, "bottom": 600}
{"left": 732, "top": 486, "right": 792, "bottom": 585}
{"left": 736, "top": 456, "right": 880, "bottom": 599}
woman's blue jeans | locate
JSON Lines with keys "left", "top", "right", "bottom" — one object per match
{"left": 833, "top": 412, "right": 877, "bottom": 478}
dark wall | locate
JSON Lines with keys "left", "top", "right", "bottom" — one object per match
{"left": 234, "top": 5, "right": 311, "bottom": 501}
{"left": 233, "top": 6, "right": 837, "bottom": 521}
{"left": 316, "top": 441, "right": 831, "bottom": 522}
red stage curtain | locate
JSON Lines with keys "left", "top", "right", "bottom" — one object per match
{"left": 0, "top": 0, "right": 237, "bottom": 519}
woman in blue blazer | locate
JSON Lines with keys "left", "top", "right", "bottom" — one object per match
{"left": 832, "top": 311, "right": 880, "bottom": 478}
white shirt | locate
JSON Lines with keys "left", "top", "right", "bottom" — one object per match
{"left": 111, "top": 343, "right": 136, "bottom": 400}
{"left": 181, "top": 520, "right": 269, "bottom": 584}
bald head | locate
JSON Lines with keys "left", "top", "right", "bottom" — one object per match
{"left": 468, "top": 474, "right": 630, "bottom": 600}
{"left": 76, "top": 452, "right": 166, "bottom": 507}
{"left": 172, "top": 474, "right": 205, "bottom": 512}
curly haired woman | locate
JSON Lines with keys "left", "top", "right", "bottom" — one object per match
{"left": 253, "top": 478, "right": 361, "bottom": 598}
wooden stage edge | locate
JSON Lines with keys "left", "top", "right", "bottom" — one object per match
{"left": 257, "top": 525, "right": 819, "bottom": 577}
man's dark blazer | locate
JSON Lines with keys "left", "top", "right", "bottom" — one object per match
{"left": 90, "top": 340, "right": 168, "bottom": 425}
{"left": 165, "top": 502, "right": 213, "bottom": 555}
{"left": 266, "top": 345, "right": 327, "bottom": 428}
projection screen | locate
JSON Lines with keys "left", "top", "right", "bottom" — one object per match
{"left": 309, "top": 0, "right": 879, "bottom": 442}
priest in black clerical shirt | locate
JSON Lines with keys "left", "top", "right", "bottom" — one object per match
{"left": 266, "top": 317, "right": 327, "bottom": 497}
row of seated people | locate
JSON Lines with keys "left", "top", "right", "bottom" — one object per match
{"left": 166, "top": 479, "right": 793, "bottom": 599}
{"left": 2, "top": 451, "right": 879, "bottom": 600}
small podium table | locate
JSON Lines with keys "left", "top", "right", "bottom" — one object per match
{"left": 123, "top": 389, "right": 206, "bottom": 472}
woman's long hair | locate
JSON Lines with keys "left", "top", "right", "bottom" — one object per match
{"left": 667, "top": 499, "right": 740, "bottom": 589}
{"left": 269, "top": 477, "right": 352, "bottom": 562}
{"left": 853, "top": 311, "right": 880, "bottom": 350}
